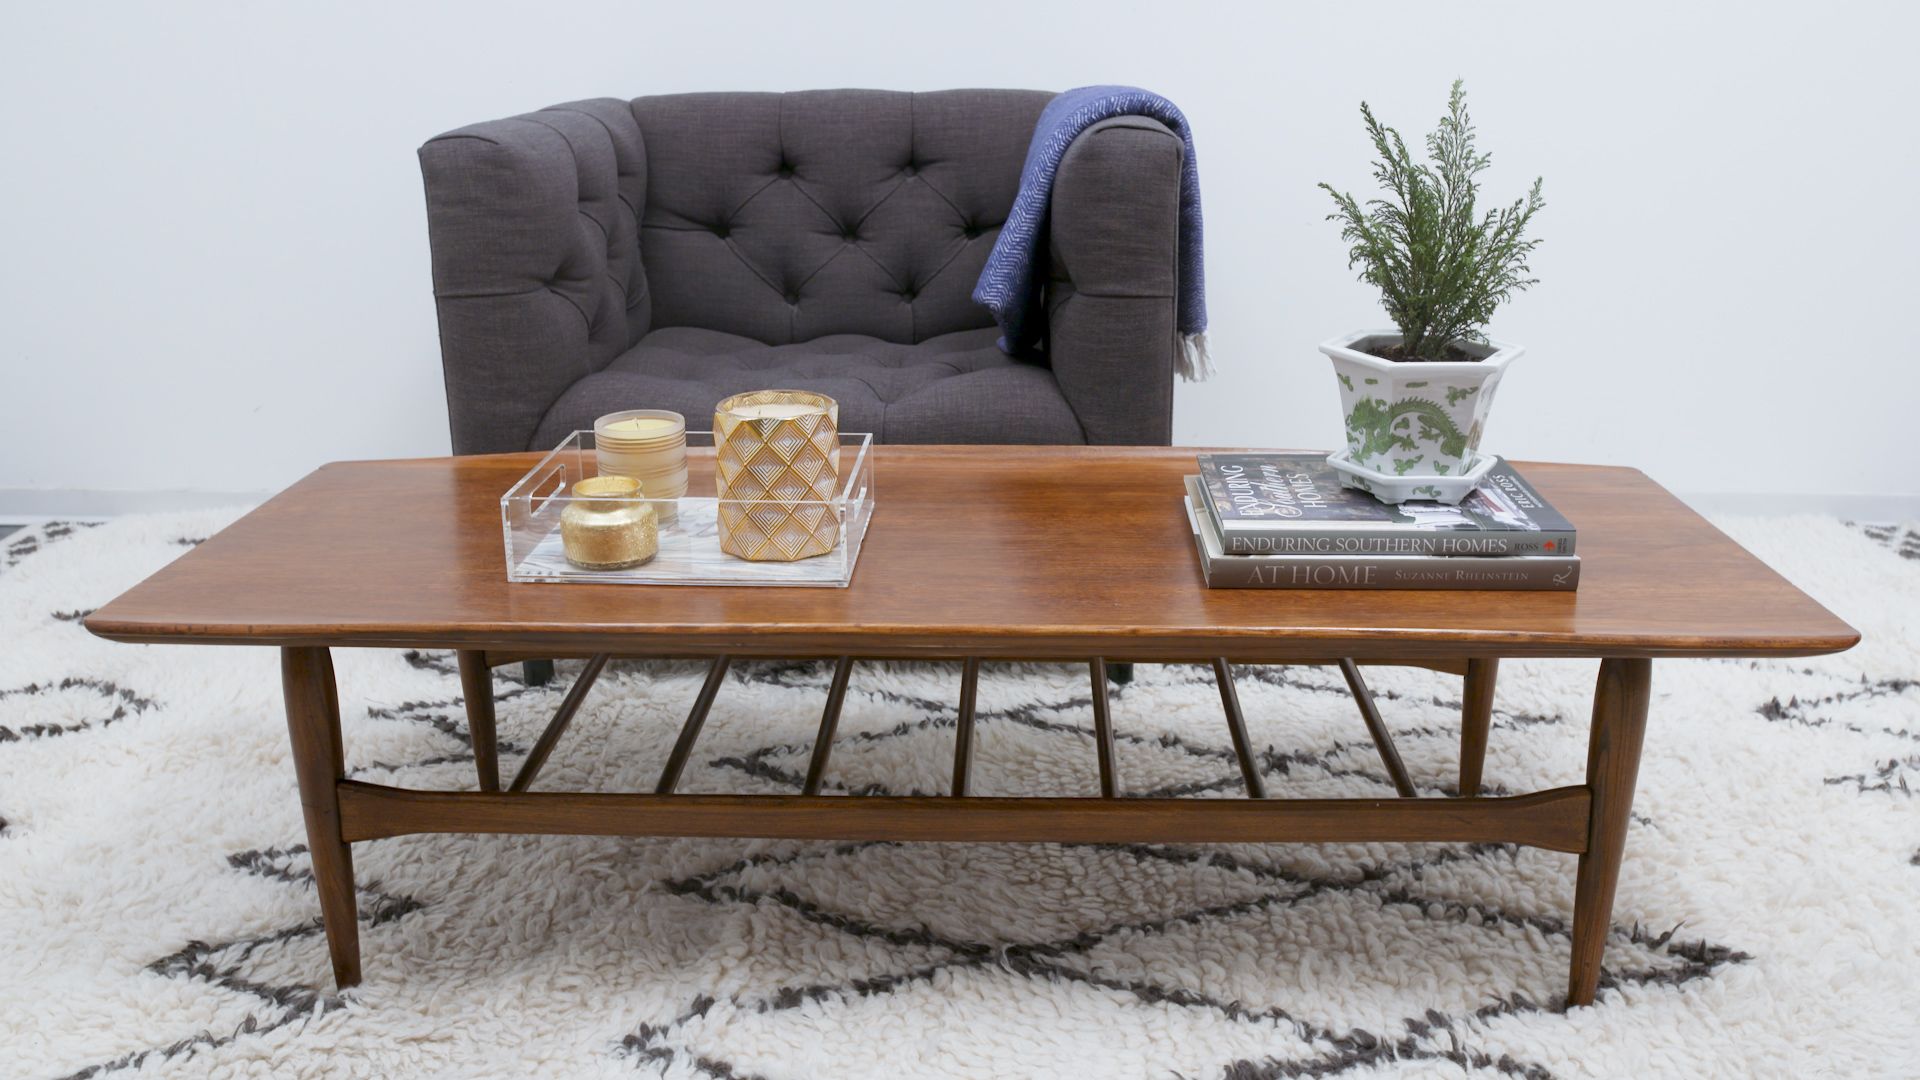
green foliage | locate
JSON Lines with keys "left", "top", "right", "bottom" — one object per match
{"left": 1320, "top": 80, "right": 1544, "bottom": 361}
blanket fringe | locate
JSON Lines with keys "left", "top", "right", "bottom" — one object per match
{"left": 1177, "top": 333, "right": 1213, "bottom": 381}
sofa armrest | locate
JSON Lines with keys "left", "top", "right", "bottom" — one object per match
{"left": 1045, "top": 116, "right": 1182, "bottom": 446}
{"left": 418, "top": 99, "right": 649, "bottom": 454}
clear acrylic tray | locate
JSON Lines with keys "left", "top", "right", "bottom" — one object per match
{"left": 502, "top": 431, "right": 875, "bottom": 587}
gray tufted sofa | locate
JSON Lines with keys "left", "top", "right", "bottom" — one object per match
{"left": 419, "top": 89, "right": 1186, "bottom": 453}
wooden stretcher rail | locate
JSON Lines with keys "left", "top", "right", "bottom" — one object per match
{"left": 484, "top": 651, "right": 1476, "bottom": 677}
{"left": 335, "top": 782, "right": 1593, "bottom": 852}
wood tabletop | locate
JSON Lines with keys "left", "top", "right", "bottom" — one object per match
{"left": 85, "top": 447, "right": 1858, "bottom": 661}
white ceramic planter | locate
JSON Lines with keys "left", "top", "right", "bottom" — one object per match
{"left": 1319, "top": 329, "right": 1523, "bottom": 481}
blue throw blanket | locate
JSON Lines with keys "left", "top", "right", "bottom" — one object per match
{"left": 973, "top": 85, "right": 1209, "bottom": 379}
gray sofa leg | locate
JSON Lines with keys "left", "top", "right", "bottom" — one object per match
{"left": 523, "top": 659, "right": 555, "bottom": 687}
{"left": 1106, "top": 662, "right": 1134, "bottom": 685}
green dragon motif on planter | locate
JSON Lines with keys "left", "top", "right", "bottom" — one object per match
{"left": 1344, "top": 397, "right": 1470, "bottom": 461}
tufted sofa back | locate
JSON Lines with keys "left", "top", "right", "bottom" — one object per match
{"left": 631, "top": 89, "right": 1050, "bottom": 345}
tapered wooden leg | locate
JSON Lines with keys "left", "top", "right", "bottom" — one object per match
{"left": 281, "top": 647, "right": 360, "bottom": 989}
{"left": 1568, "top": 657, "right": 1652, "bottom": 1007}
{"left": 1459, "top": 658, "right": 1499, "bottom": 796}
{"left": 457, "top": 650, "right": 500, "bottom": 792}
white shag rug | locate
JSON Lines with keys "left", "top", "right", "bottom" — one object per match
{"left": 1, "top": 511, "right": 1917, "bottom": 1080}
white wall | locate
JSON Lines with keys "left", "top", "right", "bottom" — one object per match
{"left": 4, "top": 0, "right": 1917, "bottom": 512}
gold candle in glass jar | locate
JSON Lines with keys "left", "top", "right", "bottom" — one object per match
{"left": 593, "top": 409, "right": 688, "bottom": 525}
{"left": 560, "top": 475, "right": 658, "bottom": 570}
{"left": 713, "top": 390, "right": 840, "bottom": 561}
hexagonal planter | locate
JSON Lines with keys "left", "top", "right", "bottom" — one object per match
{"left": 1319, "top": 329, "right": 1523, "bottom": 490}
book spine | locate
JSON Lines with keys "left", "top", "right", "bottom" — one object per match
{"left": 1219, "top": 529, "right": 1576, "bottom": 557}
{"left": 1204, "top": 553, "right": 1581, "bottom": 591}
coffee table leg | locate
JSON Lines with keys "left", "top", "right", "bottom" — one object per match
{"left": 281, "top": 646, "right": 361, "bottom": 989}
{"left": 457, "top": 650, "right": 500, "bottom": 792}
{"left": 1567, "top": 657, "right": 1651, "bottom": 1007}
{"left": 1459, "top": 658, "right": 1499, "bottom": 796}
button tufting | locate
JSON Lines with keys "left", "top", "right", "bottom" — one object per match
{"left": 901, "top": 163, "right": 917, "bottom": 177}
{"left": 901, "top": 289, "right": 917, "bottom": 302}
{"left": 784, "top": 290, "right": 800, "bottom": 304}
{"left": 713, "top": 223, "right": 730, "bottom": 239}
{"left": 777, "top": 162, "right": 795, "bottom": 178}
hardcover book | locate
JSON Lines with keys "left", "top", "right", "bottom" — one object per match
{"left": 1184, "top": 477, "right": 1580, "bottom": 591}
{"left": 1194, "top": 453, "right": 1575, "bottom": 556}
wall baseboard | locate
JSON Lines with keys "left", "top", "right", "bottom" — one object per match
{"left": 1678, "top": 490, "right": 1920, "bottom": 523}
{"left": 0, "top": 489, "right": 268, "bottom": 521}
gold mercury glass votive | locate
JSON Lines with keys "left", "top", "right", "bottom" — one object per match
{"left": 713, "top": 389, "right": 841, "bottom": 562}
{"left": 560, "top": 475, "right": 659, "bottom": 570}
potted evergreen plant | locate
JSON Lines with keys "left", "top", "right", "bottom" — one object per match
{"left": 1318, "top": 80, "right": 1544, "bottom": 503}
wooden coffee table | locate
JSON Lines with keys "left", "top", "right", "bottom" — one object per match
{"left": 85, "top": 446, "right": 1857, "bottom": 1006}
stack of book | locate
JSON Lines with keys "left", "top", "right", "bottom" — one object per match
{"left": 1184, "top": 453, "right": 1579, "bottom": 591}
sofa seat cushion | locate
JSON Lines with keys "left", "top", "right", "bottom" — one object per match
{"left": 530, "top": 326, "right": 1086, "bottom": 448}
